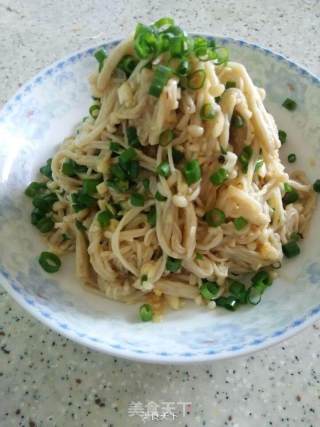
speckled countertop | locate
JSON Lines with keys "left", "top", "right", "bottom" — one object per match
{"left": 1, "top": 1, "right": 320, "bottom": 426}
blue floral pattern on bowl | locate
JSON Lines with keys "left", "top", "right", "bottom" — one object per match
{"left": 0, "top": 36, "right": 319, "bottom": 363}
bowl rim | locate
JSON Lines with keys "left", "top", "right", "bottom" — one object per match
{"left": 0, "top": 34, "right": 319, "bottom": 364}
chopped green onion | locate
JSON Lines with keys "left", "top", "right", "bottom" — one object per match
{"left": 155, "top": 191, "right": 167, "bottom": 202}
{"left": 200, "top": 280, "right": 219, "bottom": 300}
{"left": 75, "top": 220, "right": 87, "bottom": 232}
{"left": 134, "top": 24, "right": 158, "bottom": 59}
{"left": 110, "top": 142, "right": 123, "bottom": 154}
{"left": 127, "top": 160, "right": 140, "bottom": 180}
{"left": 32, "top": 192, "right": 58, "bottom": 213}
{"left": 82, "top": 178, "right": 100, "bottom": 196}
{"left": 254, "top": 159, "right": 264, "bottom": 172}
{"left": 39, "top": 251, "right": 61, "bottom": 273}
{"left": 106, "top": 178, "right": 129, "bottom": 193}
{"left": 288, "top": 153, "right": 296, "bottom": 163}
{"left": 130, "top": 193, "right": 145, "bottom": 207}
{"left": 229, "top": 279, "right": 247, "bottom": 304}
{"left": 71, "top": 192, "right": 96, "bottom": 212}
{"left": 282, "top": 240, "right": 300, "bottom": 258}
{"left": 214, "top": 47, "right": 229, "bottom": 65}
{"left": 282, "top": 98, "right": 297, "bottom": 111}
{"left": 89, "top": 104, "right": 100, "bottom": 119}
{"left": 153, "top": 17, "right": 175, "bottom": 30}
{"left": 117, "top": 55, "right": 138, "bottom": 77}
{"left": 159, "top": 129, "right": 175, "bottom": 146}
{"left": 278, "top": 129, "right": 287, "bottom": 145}
{"left": 251, "top": 270, "right": 272, "bottom": 290}
{"left": 172, "top": 148, "right": 184, "bottom": 164}
{"left": 187, "top": 69, "right": 206, "bottom": 90}
{"left": 119, "top": 147, "right": 137, "bottom": 165}
{"left": 62, "top": 233, "right": 70, "bottom": 241}
{"left": 193, "top": 37, "right": 208, "bottom": 58}
{"left": 62, "top": 159, "right": 87, "bottom": 177}
{"left": 210, "top": 167, "right": 229, "bottom": 185}
{"left": 290, "top": 232, "right": 302, "bottom": 242}
{"left": 126, "top": 127, "right": 141, "bottom": 148}
{"left": 141, "top": 274, "right": 148, "bottom": 285}
{"left": 97, "top": 210, "right": 113, "bottom": 228}
{"left": 139, "top": 303, "right": 153, "bottom": 322}
{"left": 204, "top": 208, "right": 225, "bottom": 227}
{"left": 166, "top": 256, "right": 182, "bottom": 273}
{"left": 31, "top": 208, "right": 44, "bottom": 225}
{"left": 215, "top": 296, "right": 239, "bottom": 311}
{"left": 195, "top": 252, "right": 204, "bottom": 260}
{"left": 231, "top": 113, "right": 245, "bottom": 128}
{"left": 233, "top": 216, "right": 248, "bottom": 231}
{"left": 176, "top": 59, "right": 190, "bottom": 76}
{"left": 149, "top": 65, "right": 172, "bottom": 97}
{"left": 157, "top": 161, "right": 171, "bottom": 178}
{"left": 94, "top": 49, "right": 107, "bottom": 72}
{"left": 183, "top": 159, "right": 201, "bottom": 185}
{"left": 147, "top": 206, "right": 156, "bottom": 227}
{"left": 39, "top": 159, "right": 53, "bottom": 180}
{"left": 142, "top": 178, "right": 150, "bottom": 192}
{"left": 313, "top": 179, "right": 320, "bottom": 193}
{"left": 225, "top": 80, "right": 236, "bottom": 89}
{"left": 246, "top": 286, "right": 262, "bottom": 305}
{"left": 110, "top": 164, "right": 127, "bottom": 180}
{"left": 25, "top": 182, "right": 47, "bottom": 198}
{"left": 35, "top": 216, "right": 54, "bottom": 233}
{"left": 239, "top": 146, "right": 253, "bottom": 173}
{"left": 282, "top": 183, "right": 299, "bottom": 206}
{"left": 200, "top": 103, "right": 216, "bottom": 120}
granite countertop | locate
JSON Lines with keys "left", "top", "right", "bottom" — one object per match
{"left": 1, "top": 1, "right": 320, "bottom": 426}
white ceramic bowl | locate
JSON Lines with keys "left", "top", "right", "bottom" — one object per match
{"left": 0, "top": 35, "right": 319, "bottom": 364}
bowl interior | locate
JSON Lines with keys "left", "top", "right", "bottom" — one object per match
{"left": 0, "top": 37, "right": 320, "bottom": 363}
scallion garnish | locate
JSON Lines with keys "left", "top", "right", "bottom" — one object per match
{"left": 149, "top": 65, "right": 172, "bottom": 97}
{"left": 89, "top": 104, "right": 100, "bottom": 119}
{"left": 142, "top": 178, "right": 150, "bottom": 192}
{"left": 215, "top": 296, "right": 239, "bottom": 311}
{"left": 200, "top": 280, "right": 219, "bottom": 300}
{"left": 159, "top": 129, "right": 175, "bottom": 146}
{"left": 231, "top": 113, "right": 245, "bottom": 128}
{"left": 39, "top": 251, "right": 61, "bottom": 273}
{"left": 155, "top": 191, "right": 167, "bottom": 202}
{"left": 127, "top": 160, "right": 140, "bottom": 180}
{"left": 282, "top": 240, "right": 300, "bottom": 258}
{"left": 110, "top": 142, "right": 123, "bottom": 154}
{"left": 62, "top": 159, "right": 87, "bottom": 177}
{"left": 157, "top": 161, "right": 171, "bottom": 178}
{"left": 32, "top": 192, "right": 58, "bottom": 213}
{"left": 229, "top": 279, "right": 247, "bottom": 304}
{"left": 210, "top": 168, "right": 229, "bottom": 185}
{"left": 139, "top": 303, "right": 153, "bottom": 322}
{"left": 35, "top": 217, "right": 54, "bottom": 233}
{"left": 288, "top": 153, "right": 296, "bottom": 163}
{"left": 187, "top": 69, "right": 206, "bottom": 90}
{"left": 225, "top": 80, "right": 236, "bottom": 89}
{"left": 239, "top": 145, "right": 253, "bottom": 173}
{"left": 254, "top": 159, "right": 264, "bottom": 172}
{"left": 313, "top": 179, "right": 320, "bottom": 193}
{"left": 71, "top": 192, "right": 96, "bottom": 212}
{"left": 147, "top": 206, "right": 156, "bottom": 227}
{"left": 282, "top": 98, "right": 297, "bottom": 111}
{"left": 82, "top": 178, "right": 100, "bottom": 196}
{"left": 130, "top": 193, "right": 145, "bottom": 207}
{"left": 172, "top": 148, "right": 184, "bottom": 164}
{"left": 119, "top": 147, "right": 137, "bottom": 165}
{"left": 126, "top": 127, "right": 141, "bottom": 148}
{"left": 200, "top": 103, "right": 216, "bottom": 120}
{"left": 233, "top": 216, "right": 248, "bottom": 231}
{"left": 25, "top": 182, "right": 47, "bottom": 198}
{"left": 39, "top": 159, "right": 53, "bottom": 180}
{"left": 282, "top": 183, "right": 299, "bottom": 206}
{"left": 183, "top": 159, "right": 201, "bottom": 185}
{"left": 166, "top": 256, "right": 182, "bottom": 272}
{"left": 204, "top": 208, "right": 225, "bottom": 227}
{"left": 94, "top": 49, "right": 107, "bottom": 72}
{"left": 97, "top": 210, "right": 113, "bottom": 228}
{"left": 278, "top": 129, "right": 287, "bottom": 145}
{"left": 117, "top": 55, "right": 138, "bottom": 77}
